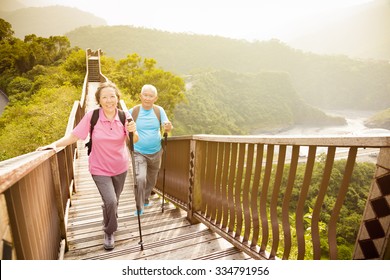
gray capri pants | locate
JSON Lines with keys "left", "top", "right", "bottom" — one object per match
{"left": 92, "top": 171, "right": 127, "bottom": 234}
{"left": 134, "top": 149, "right": 163, "bottom": 211}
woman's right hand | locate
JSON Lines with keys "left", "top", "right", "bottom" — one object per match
{"left": 36, "top": 143, "right": 56, "bottom": 151}
{"left": 126, "top": 120, "right": 137, "bottom": 133}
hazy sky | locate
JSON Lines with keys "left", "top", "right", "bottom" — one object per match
{"left": 28, "top": 0, "right": 374, "bottom": 42}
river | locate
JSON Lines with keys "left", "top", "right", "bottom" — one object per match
{"left": 256, "top": 110, "right": 390, "bottom": 162}
{"left": 258, "top": 110, "right": 390, "bottom": 137}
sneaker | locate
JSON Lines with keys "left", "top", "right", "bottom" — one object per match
{"left": 104, "top": 233, "right": 115, "bottom": 250}
{"left": 144, "top": 201, "right": 152, "bottom": 207}
{"left": 134, "top": 209, "right": 144, "bottom": 216}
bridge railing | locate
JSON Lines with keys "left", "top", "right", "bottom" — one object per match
{"left": 0, "top": 49, "right": 106, "bottom": 259}
{"left": 155, "top": 134, "right": 390, "bottom": 260}
{"left": 0, "top": 101, "right": 83, "bottom": 259}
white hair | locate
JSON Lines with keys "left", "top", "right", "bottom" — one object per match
{"left": 141, "top": 84, "right": 158, "bottom": 96}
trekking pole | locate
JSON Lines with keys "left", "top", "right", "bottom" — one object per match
{"left": 127, "top": 118, "right": 144, "bottom": 251}
{"left": 161, "top": 131, "right": 168, "bottom": 213}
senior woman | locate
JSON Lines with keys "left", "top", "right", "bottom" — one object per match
{"left": 37, "top": 82, "right": 138, "bottom": 250}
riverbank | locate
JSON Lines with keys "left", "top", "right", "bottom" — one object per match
{"left": 254, "top": 110, "right": 389, "bottom": 162}
{"left": 0, "top": 90, "right": 9, "bottom": 116}
{"left": 259, "top": 110, "right": 390, "bottom": 137}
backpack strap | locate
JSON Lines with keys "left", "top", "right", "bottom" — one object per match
{"left": 153, "top": 105, "right": 161, "bottom": 125}
{"left": 131, "top": 104, "right": 161, "bottom": 125}
{"left": 91, "top": 109, "right": 125, "bottom": 132}
{"left": 131, "top": 105, "right": 141, "bottom": 122}
{"left": 90, "top": 108, "right": 100, "bottom": 136}
{"left": 118, "top": 109, "right": 126, "bottom": 126}
{"left": 87, "top": 109, "right": 126, "bottom": 155}
{"left": 86, "top": 108, "right": 100, "bottom": 155}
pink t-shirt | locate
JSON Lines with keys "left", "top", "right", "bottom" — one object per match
{"left": 72, "top": 108, "right": 130, "bottom": 176}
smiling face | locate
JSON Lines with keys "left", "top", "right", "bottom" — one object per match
{"left": 140, "top": 88, "right": 158, "bottom": 110}
{"left": 98, "top": 87, "right": 119, "bottom": 115}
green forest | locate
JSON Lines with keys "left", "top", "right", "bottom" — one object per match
{"left": 0, "top": 19, "right": 185, "bottom": 160}
{"left": 0, "top": 18, "right": 349, "bottom": 158}
{"left": 174, "top": 71, "right": 345, "bottom": 135}
{"left": 65, "top": 25, "right": 390, "bottom": 131}
{"left": 66, "top": 25, "right": 390, "bottom": 112}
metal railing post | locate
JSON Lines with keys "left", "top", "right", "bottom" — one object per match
{"left": 187, "top": 139, "right": 202, "bottom": 224}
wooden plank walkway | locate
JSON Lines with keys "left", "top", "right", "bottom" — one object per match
{"left": 62, "top": 82, "right": 252, "bottom": 260}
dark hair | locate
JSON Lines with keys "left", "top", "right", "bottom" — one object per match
{"left": 95, "top": 81, "right": 121, "bottom": 106}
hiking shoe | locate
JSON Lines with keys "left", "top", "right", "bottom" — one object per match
{"left": 104, "top": 233, "right": 115, "bottom": 250}
{"left": 134, "top": 209, "right": 144, "bottom": 216}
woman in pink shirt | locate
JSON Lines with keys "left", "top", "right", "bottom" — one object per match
{"left": 38, "top": 82, "right": 138, "bottom": 250}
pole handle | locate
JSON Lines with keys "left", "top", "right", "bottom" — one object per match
{"left": 127, "top": 118, "right": 134, "bottom": 151}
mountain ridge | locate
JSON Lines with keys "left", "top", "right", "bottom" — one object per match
{"left": 2, "top": 1, "right": 389, "bottom": 60}
{"left": 66, "top": 25, "right": 390, "bottom": 111}
{"left": 0, "top": 5, "right": 106, "bottom": 38}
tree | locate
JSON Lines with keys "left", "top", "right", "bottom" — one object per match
{"left": 0, "top": 37, "right": 185, "bottom": 159}
{"left": 0, "top": 47, "right": 85, "bottom": 160}
{"left": 0, "top": 19, "right": 75, "bottom": 95}
{"left": 0, "top": 18, "right": 14, "bottom": 41}
{"left": 106, "top": 53, "right": 186, "bottom": 118}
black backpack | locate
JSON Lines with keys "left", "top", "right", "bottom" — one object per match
{"left": 85, "top": 109, "right": 126, "bottom": 155}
